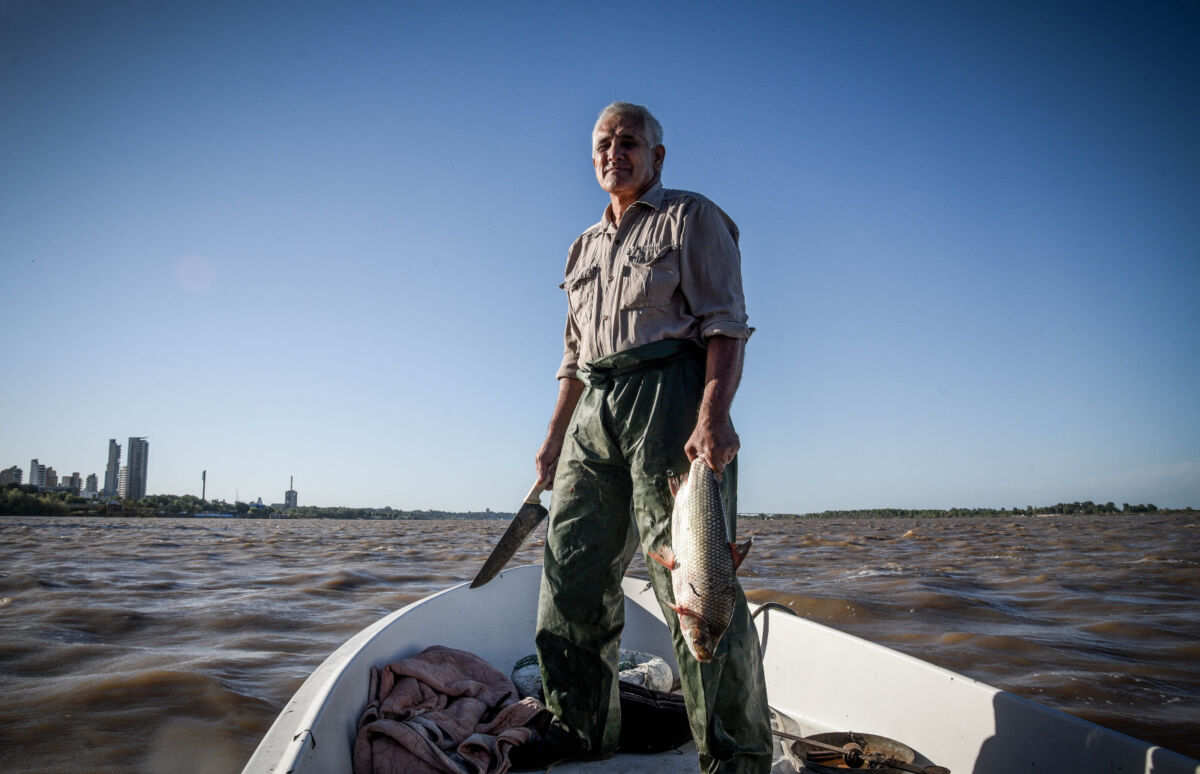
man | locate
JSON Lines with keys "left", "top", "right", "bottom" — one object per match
{"left": 519, "top": 102, "right": 772, "bottom": 773}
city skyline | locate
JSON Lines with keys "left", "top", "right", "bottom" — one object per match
{"left": 2, "top": 3, "right": 1198, "bottom": 512}
{"left": 11, "top": 437, "right": 152, "bottom": 501}
{"left": 2, "top": 433, "right": 1186, "bottom": 512}
{"left": 4, "top": 436, "right": 307, "bottom": 506}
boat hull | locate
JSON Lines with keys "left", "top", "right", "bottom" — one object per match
{"left": 243, "top": 565, "right": 1200, "bottom": 774}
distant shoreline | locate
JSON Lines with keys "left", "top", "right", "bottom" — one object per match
{"left": 2, "top": 508, "right": 1194, "bottom": 521}
{"left": 2, "top": 484, "right": 1191, "bottom": 520}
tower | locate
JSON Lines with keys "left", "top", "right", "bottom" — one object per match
{"left": 29, "top": 459, "right": 46, "bottom": 488}
{"left": 125, "top": 437, "right": 149, "bottom": 500}
{"left": 284, "top": 475, "right": 298, "bottom": 509}
{"left": 103, "top": 440, "right": 121, "bottom": 497}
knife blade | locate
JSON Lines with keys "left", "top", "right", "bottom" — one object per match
{"left": 470, "top": 481, "right": 548, "bottom": 588}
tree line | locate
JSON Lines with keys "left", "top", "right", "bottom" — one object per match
{"left": 0, "top": 485, "right": 509, "bottom": 520}
{"left": 754, "top": 501, "right": 1179, "bottom": 520}
{"left": 0, "top": 484, "right": 1186, "bottom": 520}
{"left": 0, "top": 485, "right": 76, "bottom": 515}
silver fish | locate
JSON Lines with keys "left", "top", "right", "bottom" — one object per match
{"left": 649, "top": 457, "right": 752, "bottom": 662}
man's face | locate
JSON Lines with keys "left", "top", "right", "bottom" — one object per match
{"left": 592, "top": 116, "right": 664, "bottom": 202}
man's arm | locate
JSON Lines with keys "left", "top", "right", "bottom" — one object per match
{"left": 535, "top": 377, "right": 585, "bottom": 488}
{"left": 685, "top": 334, "right": 745, "bottom": 474}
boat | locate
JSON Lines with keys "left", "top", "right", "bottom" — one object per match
{"left": 243, "top": 564, "right": 1200, "bottom": 774}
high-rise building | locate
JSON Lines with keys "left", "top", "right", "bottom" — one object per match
{"left": 125, "top": 437, "right": 149, "bottom": 500}
{"left": 85, "top": 473, "right": 98, "bottom": 494}
{"left": 118, "top": 466, "right": 129, "bottom": 499}
{"left": 29, "top": 458, "right": 46, "bottom": 488}
{"left": 61, "top": 472, "right": 82, "bottom": 495}
{"left": 44, "top": 467, "right": 58, "bottom": 488}
{"left": 103, "top": 440, "right": 121, "bottom": 496}
{"left": 0, "top": 466, "right": 22, "bottom": 485}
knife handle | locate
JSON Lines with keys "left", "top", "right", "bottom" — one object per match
{"left": 524, "top": 480, "right": 547, "bottom": 505}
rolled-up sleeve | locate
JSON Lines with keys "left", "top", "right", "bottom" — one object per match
{"left": 555, "top": 237, "right": 587, "bottom": 381}
{"left": 679, "top": 198, "right": 754, "bottom": 341}
{"left": 556, "top": 304, "right": 581, "bottom": 380}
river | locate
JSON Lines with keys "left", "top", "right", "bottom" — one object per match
{"left": 0, "top": 513, "right": 1196, "bottom": 772}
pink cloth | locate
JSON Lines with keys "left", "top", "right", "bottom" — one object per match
{"left": 353, "top": 645, "right": 547, "bottom": 774}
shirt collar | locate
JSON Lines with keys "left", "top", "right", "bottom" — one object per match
{"left": 600, "top": 181, "right": 666, "bottom": 228}
{"left": 637, "top": 181, "right": 666, "bottom": 210}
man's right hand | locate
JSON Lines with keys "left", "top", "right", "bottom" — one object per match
{"left": 535, "top": 434, "right": 564, "bottom": 490}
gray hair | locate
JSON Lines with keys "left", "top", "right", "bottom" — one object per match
{"left": 593, "top": 102, "right": 663, "bottom": 148}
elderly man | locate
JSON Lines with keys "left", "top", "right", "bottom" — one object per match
{"left": 519, "top": 102, "right": 771, "bottom": 773}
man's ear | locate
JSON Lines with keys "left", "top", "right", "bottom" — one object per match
{"left": 654, "top": 145, "right": 666, "bottom": 170}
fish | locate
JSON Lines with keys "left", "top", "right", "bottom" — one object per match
{"left": 648, "top": 457, "right": 752, "bottom": 662}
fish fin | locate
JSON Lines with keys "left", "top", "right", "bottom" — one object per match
{"left": 729, "top": 537, "right": 753, "bottom": 571}
{"left": 667, "top": 469, "right": 688, "bottom": 497}
{"left": 647, "top": 544, "right": 677, "bottom": 571}
{"left": 671, "top": 604, "right": 711, "bottom": 626}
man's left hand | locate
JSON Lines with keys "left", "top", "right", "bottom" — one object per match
{"left": 685, "top": 418, "right": 740, "bottom": 475}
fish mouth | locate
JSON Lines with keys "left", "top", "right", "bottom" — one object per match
{"left": 687, "top": 639, "right": 715, "bottom": 662}
{"left": 676, "top": 607, "right": 718, "bottom": 661}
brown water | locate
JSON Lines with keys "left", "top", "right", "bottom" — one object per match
{"left": 0, "top": 514, "right": 1197, "bottom": 773}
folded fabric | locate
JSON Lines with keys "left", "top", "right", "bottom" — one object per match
{"left": 353, "top": 645, "right": 548, "bottom": 774}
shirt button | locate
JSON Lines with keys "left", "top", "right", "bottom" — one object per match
{"left": 602, "top": 315, "right": 609, "bottom": 321}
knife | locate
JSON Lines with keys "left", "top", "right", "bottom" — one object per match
{"left": 470, "top": 481, "right": 549, "bottom": 588}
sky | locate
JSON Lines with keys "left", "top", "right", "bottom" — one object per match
{"left": 2, "top": 1, "right": 1198, "bottom": 513}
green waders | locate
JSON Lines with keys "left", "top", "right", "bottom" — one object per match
{"left": 535, "top": 339, "right": 773, "bottom": 774}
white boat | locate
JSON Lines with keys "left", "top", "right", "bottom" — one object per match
{"left": 243, "top": 564, "right": 1199, "bottom": 774}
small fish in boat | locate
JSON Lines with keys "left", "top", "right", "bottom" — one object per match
{"left": 648, "top": 457, "right": 752, "bottom": 662}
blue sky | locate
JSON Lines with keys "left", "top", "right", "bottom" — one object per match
{"left": 3, "top": 1, "right": 1198, "bottom": 512}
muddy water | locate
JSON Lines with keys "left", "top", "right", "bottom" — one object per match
{"left": 0, "top": 514, "right": 1196, "bottom": 772}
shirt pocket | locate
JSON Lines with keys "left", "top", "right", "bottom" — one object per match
{"left": 621, "top": 243, "right": 679, "bottom": 310}
{"left": 562, "top": 265, "right": 600, "bottom": 325}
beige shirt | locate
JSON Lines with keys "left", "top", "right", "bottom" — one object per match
{"left": 557, "top": 183, "right": 753, "bottom": 380}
